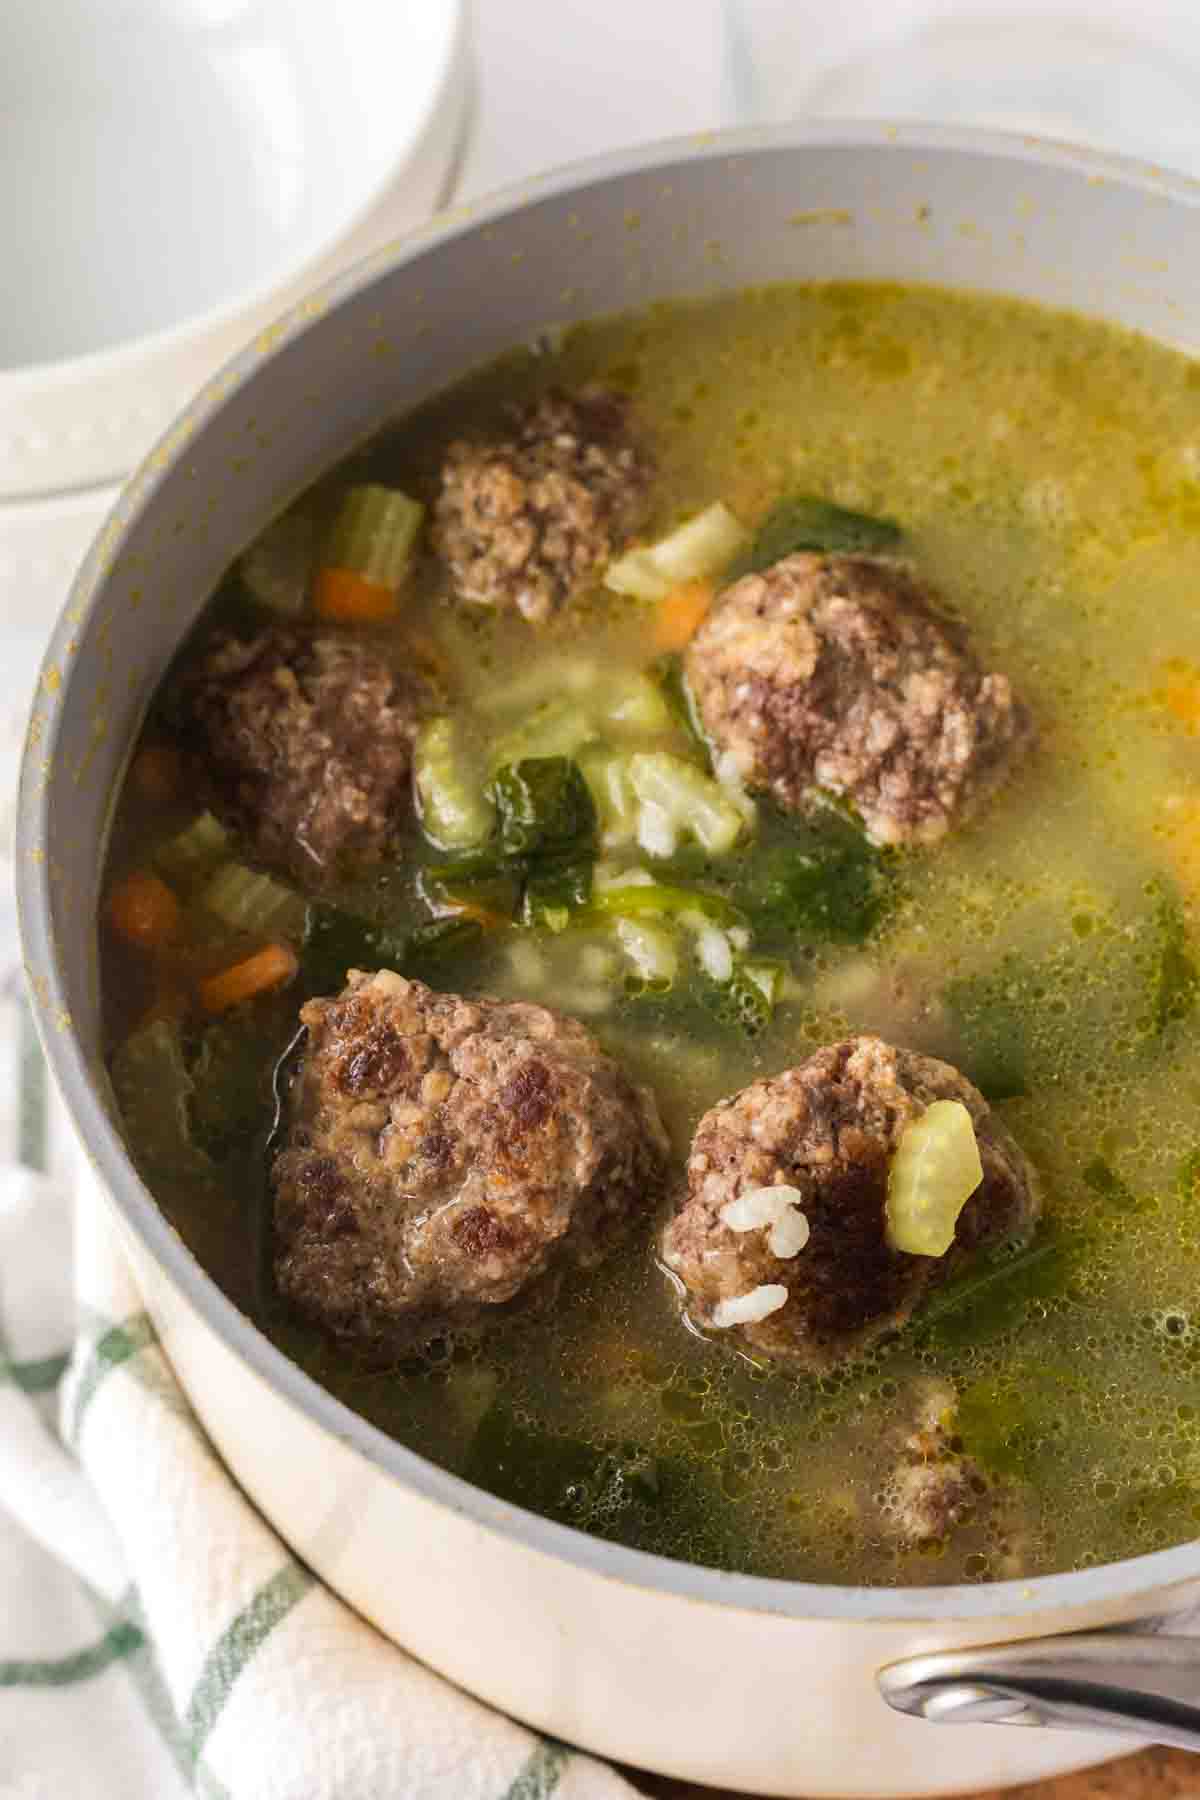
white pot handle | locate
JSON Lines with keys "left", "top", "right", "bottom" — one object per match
{"left": 878, "top": 1630, "right": 1200, "bottom": 1752}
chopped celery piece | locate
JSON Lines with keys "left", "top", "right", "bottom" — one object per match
{"left": 110, "top": 1019, "right": 213, "bottom": 1184}
{"left": 599, "top": 672, "right": 673, "bottom": 734}
{"left": 728, "top": 494, "right": 903, "bottom": 579}
{"left": 325, "top": 484, "right": 424, "bottom": 587}
{"left": 473, "top": 656, "right": 598, "bottom": 717}
{"left": 200, "top": 863, "right": 307, "bottom": 940}
{"left": 627, "top": 751, "right": 746, "bottom": 856}
{"left": 239, "top": 510, "right": 314, "bottom": 614}
{"left": 740, "top": 959, "right": 784, "bottom": 1008}
{"left": 591, "top": 883, "right": 745, "bottom": 930}
{"left": 579, "top": 747, "right": 639, "bottom": 847}
{"left": 153, "top": 811, "right": 229, "bottom": 891}
{"left": 886, "top": 1101, "right": 983, "bottom": 1256}
{"left": 615, "top": 916, "right": 679, "bottom": 989}
{"left": 487, "top": 671, "right": 668, "bottom": 770}
{"left": 414, "top": 716, "right": 495, "bottom": 851}
{"left": 488, "top": 758, "right": 597, "bottom": 859}
{"left": 606, "top": 502, "right": 749, "bottom": 601}
{"left": 490, "top": 697, "right": 598, "bottom": 768}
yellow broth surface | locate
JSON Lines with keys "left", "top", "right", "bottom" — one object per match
{"left": 102, "top": 282, "right": 1200, "bottom": 1585}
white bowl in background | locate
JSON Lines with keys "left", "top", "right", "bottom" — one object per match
{"left": 0, "top": 0, "right": 469, "bottom": 499}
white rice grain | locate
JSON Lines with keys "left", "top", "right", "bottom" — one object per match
{"left": 694, "top": 925, "right": 734, "bottom": 984}
{"left": 720, "top": 1185, "right": 811, "bottom": 1258}
{"left": 710, "top": 1284, "right": 789, "bottom": 1328}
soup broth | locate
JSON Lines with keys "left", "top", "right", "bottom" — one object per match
{"left": 102, "top": 282, "right": 1200, "bottom": 1585}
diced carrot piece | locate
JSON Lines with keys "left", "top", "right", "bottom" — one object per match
{"left": 107, "top": 871, "right": 182, "bottom": 950}
{"left": 197, "top": 942, "right": 299, "bottom": 1014}
{"left": 652, "top": 579, "right": 714, "bottom": 652}
{"left": 1166, "top": 675, "right": 1200, "bottom": 732}
{"left": 437, "top": 896, "right": 508, "bottom": 929}
{"left": 313, "top": 565, "right": 399, "bottom": 623}
{"left": 129, "top": 743, "right": 183, "bottom": 806}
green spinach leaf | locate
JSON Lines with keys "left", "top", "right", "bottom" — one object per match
{"left": 488, "top": 757, "right": 597, "bottom": 859}
{"left": 1151, "top": 888, "right": 1198, "bottom": 1033}
{"left": 727, "top": 494, "right": 903, "bottom": 580}
{"left": 731, "top": 811, "right": 893, "bottom": 946}
{"left": 301, "top": 908, "right": 481, "bottom": 998}
{"left": 521, "top": 856, "right": 594, "bottom": 932}
{"left": 1081, "top": 1158, "right": 1141, "bottom": 1216}
{"left": 916, "top": 1237, "right": 1075, "bottom": 1349}
{"left": 943, "top": 954, "right": 1034, "bottom": 1102}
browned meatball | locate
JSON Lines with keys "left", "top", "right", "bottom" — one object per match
{"left": 684, "top": 553, "right": 1033, "bottom": 846}
{"left": 433, "top": 387, "right": 651, "bottom": 622}
{"left": 273, "top": 970, "right": 670, "bottom": 1356}
{"left": 180, "top": 626, "right": 435, "bottom": 878}
{"left": 877, "top": 1380, "right": 1035, "bottom": 1569}
{"left": 660, "top": 1036, "right": 1039, "bottom": 1370}
{"left": 879, "top": 1381, "right": 983, "bottom": 1545}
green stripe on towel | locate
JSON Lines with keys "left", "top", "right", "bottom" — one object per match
{"left": 183, "top": 1562, "right": 314, "bottom": 1761}
{"left": 504, "top": 1741, "right": 570, "bottom": 1799}
{"left": 66, "top": 1313, "right": 157, "bottom": 1445}
{"left": 4, "top": 1349, "right": 69, "bottom": 1394}
{"left": 0, "top": 1619, "right": 144, "bottom": 1688}
{"left": 115, "top": 1589, "right": 231, "bottom": 1800}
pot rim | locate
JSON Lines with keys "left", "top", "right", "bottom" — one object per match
{"left": 22, "top": 116, "right": 1200, "bottom": 1629}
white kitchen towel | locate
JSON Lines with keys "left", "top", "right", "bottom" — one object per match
{"left": 0, "top": 1090, "right": 643, "bottom": 1800}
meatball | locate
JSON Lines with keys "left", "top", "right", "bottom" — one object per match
{"left": 878, "top": 1380, "right": 1034, "bottom": 1570}
{"left": 684, "top": 553, "right": 1033, "bottom": 846}
{"left": 273, "top": 970, "right": 670, "bottom": 1356}
{"left": 180, "top": 626, "right": 435, "bottom": 878}
{"left": 433, "top": 387, "right": 651, "bottom": 622}
{"left": 880, "top": 1381, "right": 983, "bottom": 1545}
{"left": 660, "top": 1036, "right": 1039, "bottom": 1370}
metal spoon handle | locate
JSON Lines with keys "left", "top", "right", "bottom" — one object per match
{"left": 878, "top": 1632, "right": 1200, "bottom": 1753}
